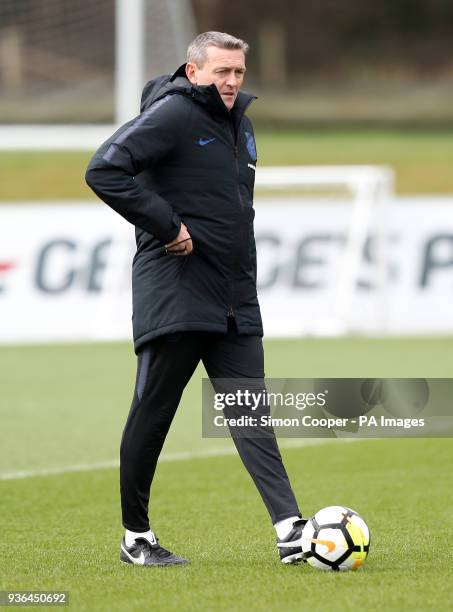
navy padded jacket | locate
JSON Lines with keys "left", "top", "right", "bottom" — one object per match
{"left": 86, "top": 64, "right": 262, "bottom": 352}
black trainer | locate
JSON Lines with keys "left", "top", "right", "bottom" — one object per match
{"left": 277, "top": 519, "right": 307, "bottom": 564}
{"left": 120, "top": 534, "right": 188, "bottom": 566}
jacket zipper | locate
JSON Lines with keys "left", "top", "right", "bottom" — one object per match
{"left": 227, "top": 139, "right": 243, "bottom": 317}
{"left": 227, "top": 98, "right": 256, "bottom": 319}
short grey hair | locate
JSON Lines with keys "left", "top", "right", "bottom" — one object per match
{"left": 187, "top": 31, "right": 249, "bottom": 67}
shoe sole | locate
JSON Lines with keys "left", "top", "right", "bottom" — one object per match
{"left": 281, "top": 552, "right": 305, "bottom": 564}
{"left": 120, "top": 552, "right": 188, "bottom": 567}
{"left": 120, "top": 559, "right": 188, "bottom": 567}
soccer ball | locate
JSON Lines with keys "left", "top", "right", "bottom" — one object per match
{"left": 301, "top": 506, "right": 370, "bottom": 571}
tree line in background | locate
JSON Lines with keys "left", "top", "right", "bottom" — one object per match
{"left": 1, "top": 0, "right": 453, "bottom": 123}
{"left": 194, "top": 0, "right": 453, "bottom": 83}
{"left": 2, "top": 0, "right": 453, "bottom": 86}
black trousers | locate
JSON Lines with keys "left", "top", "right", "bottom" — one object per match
{"left": 120, "top": 318, "right": 301, "bottom": 531}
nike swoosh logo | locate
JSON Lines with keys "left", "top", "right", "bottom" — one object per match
{"left": 197, "top": 137, "right": 216, "bottom": 146}
{"left": 311, "top": 538, "right": 336, "bottom": 553}
{"left": 121, "top": 543, "right": 145, "bottom": 565}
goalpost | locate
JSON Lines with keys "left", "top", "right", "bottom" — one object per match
{"left": 255, "top": 166, "right": 394, "bottom": 335}
{"left": 115, "top": 0, "right": 196, "bottom": 125}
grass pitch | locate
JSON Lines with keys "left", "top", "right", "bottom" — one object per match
{"left": 2, "top": 440, "right": 452, "bottom": 612}
{"left": 1, "top": 129, "right": 453, "bottom": 201}
{"left": 1, "top": 338, "right": 453, "bottom": 611}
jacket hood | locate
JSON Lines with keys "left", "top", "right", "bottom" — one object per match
{"left": 141, "top": 63, "right": 256, "bottom": 120}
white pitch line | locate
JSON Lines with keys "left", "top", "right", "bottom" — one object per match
{"left": 0, "top": 438, "right": 357, "bottom": 482}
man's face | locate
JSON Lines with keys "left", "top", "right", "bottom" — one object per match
{"left": 186, "top": 46, "right": 246, "bottom": 110}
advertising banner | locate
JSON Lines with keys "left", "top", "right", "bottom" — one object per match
{"left": 1, "top": 197, "right": 452, "bottom": 343}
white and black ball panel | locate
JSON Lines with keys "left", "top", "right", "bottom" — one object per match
{"left": 314, "top": 505, "right": 348, "bottom": 525}
{"left": 301, "top": 505, "right": 370, "bottom": 571}
{"left": 314, "top": 527, "right": 348, "bottom": 564}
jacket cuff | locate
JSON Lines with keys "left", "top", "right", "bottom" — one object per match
{"left": 165, "top": 212, "right": 181, "bottom": 242}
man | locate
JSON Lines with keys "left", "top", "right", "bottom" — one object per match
{"left": 86, "top": 31, "right": 305, "bottom": 566}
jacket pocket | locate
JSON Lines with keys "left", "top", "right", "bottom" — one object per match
{"left": 147, "top": 246, "right": 167, "bottom": 261}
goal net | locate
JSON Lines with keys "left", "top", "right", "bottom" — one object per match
{"left": 0, "top": 0, "right": 195, "bottom": 129}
